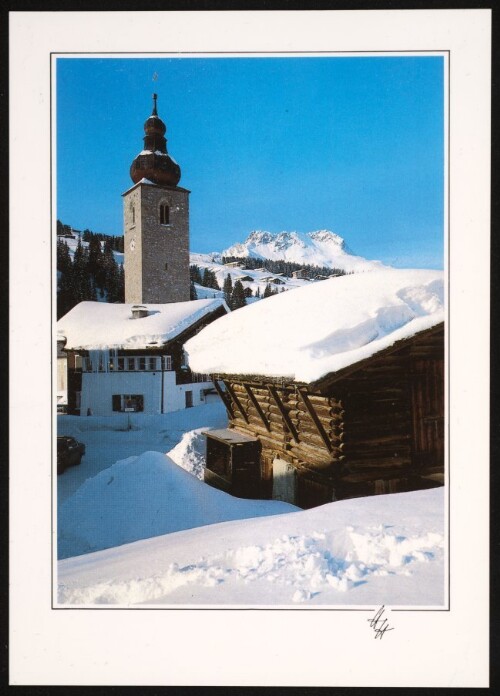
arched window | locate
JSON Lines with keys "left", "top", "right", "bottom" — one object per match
{"left": 160, "top": 204, "right": 170, "bottom": 225}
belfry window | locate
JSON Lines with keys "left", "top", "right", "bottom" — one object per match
{"left": 131, "top": 205, "right": 135, "bottom": 225}
{"left": 160, "top": 204, "right": 170, "bottom": 225}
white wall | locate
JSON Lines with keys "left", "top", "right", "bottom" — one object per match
{"left": 80, "top": 372, "right": 214, "bottom": 416}
{"left": 81, "top": 371, "right": 162, "bottom": 416}
{"left": 166, "top": 380, "right": 214, "bottom": 412}
{"left": 57, "top": 357, "right": 67, "bottom": 396}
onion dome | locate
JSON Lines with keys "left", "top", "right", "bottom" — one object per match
{"left": 130, "top": 93, "right": 181, "bottom": 187}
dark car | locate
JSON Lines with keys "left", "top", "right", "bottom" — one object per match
{"left": 57, "top": 436, "right": 85, "bottom": 474}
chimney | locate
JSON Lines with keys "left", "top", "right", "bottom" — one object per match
{"left": 131, "top": 305, "right": 149, "bottom": 319}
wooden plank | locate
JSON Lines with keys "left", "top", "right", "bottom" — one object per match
{"left": 296, "top": 389, "right": 334, "bottom": 453}
{"left": 212, "top": 378, "right": 234, "bottom": 419}
{"left": 266, "top": 384, "right": 299, "bottom": 443}
{"left": 223, "top": 380, "right": 249, "bottom": 424}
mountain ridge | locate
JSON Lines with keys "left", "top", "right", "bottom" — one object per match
{"left": 218, "top": 229, "right": 386, "bottom": 273}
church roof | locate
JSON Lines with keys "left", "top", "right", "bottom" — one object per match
{"left": 129, "top": 93, "right": 181, "bottom": 187}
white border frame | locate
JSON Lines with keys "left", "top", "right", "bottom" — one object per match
{"left": 10, "top": 10, "right": 490, "bottom": 687}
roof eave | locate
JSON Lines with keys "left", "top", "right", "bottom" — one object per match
{"left": 209, "top": 321, "right": 445, "bottom": 394}
{"left": 309, "top": 321, "right": 445, "bottom": 393}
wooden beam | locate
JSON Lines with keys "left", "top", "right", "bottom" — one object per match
{"left": 223, "top": 380, "right": 250, "bottom": 423}
{"left": 296, "top": 388, "right": 333, "bottom": 453}
{"left": 267, "top": 384, "right": 299, "bottom": 443}
{"left": 244, "top": 383, "right": 271, "bottom": 432}
{"left": 212, "top": 379, "right": 234, "bottom": 419}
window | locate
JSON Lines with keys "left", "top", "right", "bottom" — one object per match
{"left": 130, "top": 204, "right": 135, "bottom": 225}
{"left": 160, "top": 204, "right": 170, "bottom": 225}
{"left": 138, "top": 357, "right": 146, "bottom": 371}
{"left": 126, "top": 357, "right": 135, "bottom": 371}
{"left": 112, "top": 394, "right": 144, "bottom": 412}
{"left": 148, "top": 357, "right": 159, "bottom": 371}
{"left": 117, "top": 357, "right": 125, "bottom": 371}
{"left": 164, "top": 262, "right": 168, "bottom": 271}
{"left": 164, "top": 355, "right": 173, "bottom": 371}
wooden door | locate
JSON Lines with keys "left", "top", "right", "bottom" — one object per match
{"left": 410, "top": 359, "right": 444, "bottom": 471}
{"left": 272, "top": 458, "right": 296, "bottom": 504}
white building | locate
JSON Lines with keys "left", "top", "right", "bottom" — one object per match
{"left": 57, "top": 298, "right": 228, "bottom": 416}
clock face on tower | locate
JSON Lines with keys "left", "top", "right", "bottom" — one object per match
{"left": 129, "top": 238, "right": 136, "bottom": 252}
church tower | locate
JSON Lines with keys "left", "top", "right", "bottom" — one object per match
{"left": 123, "top": 94, "right": 190, "bottom": 304}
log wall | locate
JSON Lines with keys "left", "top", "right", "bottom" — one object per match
{"left": 217, "top": 324, "right": 445, "bottom": 508}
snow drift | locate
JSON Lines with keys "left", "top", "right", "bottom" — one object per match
{"left": 58, "top": 451, "right": 298, "bottom": 559}
{"left": 185, "top": 268, "right": 444, "bottom": 383}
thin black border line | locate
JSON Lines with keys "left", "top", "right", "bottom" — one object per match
{"left": 51, "top": 49, "right": 451, "bottom": 613}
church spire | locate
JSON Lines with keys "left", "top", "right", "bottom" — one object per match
{"left": 129, "top": 94, "right": 181, "bottom": 187}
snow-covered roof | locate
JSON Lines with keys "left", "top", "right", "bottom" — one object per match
{"left": 57, "top": 299, "right": 227, "bottom": 351}
{"left": 185, "top": 269, "right": 445, "bottom": 384}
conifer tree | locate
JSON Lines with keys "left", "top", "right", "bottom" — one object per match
{"left": 223, "top": 273, "right": 233, "bottom": 305}
{"left": 263, "top": 283, "right": 274, "bottom": 298}
{"left": 102, "top": 238, "right": 120, "bottom": 299}
{"left": 190, "top": 280, "right": 198, "bottom": 300}
{"left": 87, "top": 234, "right": 103, "bottom": 287}
{"left": 56, "top": 238, "right": 72, "bottom": 274}
{"left": 231, "top": 280, "right": 247, "bottom": 310}
{"left": 190, "top": 264, "right": 202, "bottom": 285}
{"left": 202, "top": 268, "right": 220, "bottom": 290}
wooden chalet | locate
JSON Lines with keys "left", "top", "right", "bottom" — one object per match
{"left": 261, "top": 276, "right": 286, "bottom": 285}
{"left": 205, "top": 322, "right": 444, "bottom": 508}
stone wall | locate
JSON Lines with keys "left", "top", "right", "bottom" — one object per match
{"left": 123, "top": 182, "right": 190, "bottom": 304}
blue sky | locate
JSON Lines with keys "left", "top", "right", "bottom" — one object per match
{"left": 56, "top": 56, "right": 444, "bottom": 268}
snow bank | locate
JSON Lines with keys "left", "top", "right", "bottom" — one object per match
{"left": 58, "top": 487, "right": 444, "bottom": 606}
{"left": 186, "top": 269, "right": 444, "bottom": 383}
{"left": 58, "top": 451, "right": 298, "bottom": 559}
{"left": 57, "top": 401, "right": 229, "bottom": 511}
{"left": 57, "top": 298, "right": 227, "bottom": 350}
{"left": 166, "top": 428, "right": 208, "bottom": 479}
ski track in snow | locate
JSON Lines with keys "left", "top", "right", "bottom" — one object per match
{"left": 58, "top": 525, "right": 443, "bottom": 605}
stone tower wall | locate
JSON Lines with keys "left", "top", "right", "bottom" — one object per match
{"left": 124, "top": 183, "right": 190, "bottom": 304}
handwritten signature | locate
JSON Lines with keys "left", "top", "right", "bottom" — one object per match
{"left": 367, "top": 605, "right": 394, "bottom": 639}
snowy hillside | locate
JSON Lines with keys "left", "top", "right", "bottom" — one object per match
{"left": 58, "top": 232, "right": 124, "bottom": 266}
{"left": 190, "top": 252, "right": 312, "bottom": 300}
{"left": 59, "top": 228, "right": 385, "bottom": 273}
{"left": 58, "top": 227, "right": 388, "bottom": 309}
{"left": 221, "top": 230, "right": 387, "bottom": 272}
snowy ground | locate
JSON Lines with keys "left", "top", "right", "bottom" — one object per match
{"left": 57, "top": 398, "right": 445, "bottom": 608}
{"left": 58, "top": 487, "right": 444, "bottom": 607}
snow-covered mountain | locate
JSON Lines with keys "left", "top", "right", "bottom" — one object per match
{"left": 220, "top": 230, "right": 386, "bottom": 273}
